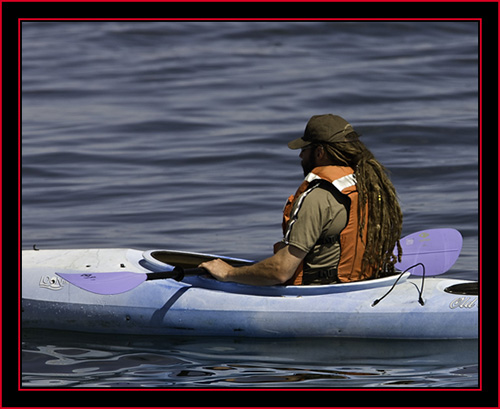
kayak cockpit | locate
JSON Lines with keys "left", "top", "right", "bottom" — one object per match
{"left": 142, "top": 249, "right": 410, "bottom": 296}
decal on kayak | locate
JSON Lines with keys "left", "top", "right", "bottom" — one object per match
{"left": 449, "top": 297, "right": 478, "bottom": 309}
{"left": 39, "top": 275, "right": 66, "bottom": 291}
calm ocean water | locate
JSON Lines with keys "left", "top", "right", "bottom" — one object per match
{"left": 21, "top": 21, "right": 479, "bottom": 389}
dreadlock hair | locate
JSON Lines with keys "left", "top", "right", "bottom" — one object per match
{"left": 316, "top": 133, "right": 403, "bottom": 276}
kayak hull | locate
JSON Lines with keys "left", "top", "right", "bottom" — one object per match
{"left": 22, "top": 248, "right": 479, "bottom": 339}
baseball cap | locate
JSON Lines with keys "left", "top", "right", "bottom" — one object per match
{"left": 288, "top": 114, "right": 358, "bottom": 150}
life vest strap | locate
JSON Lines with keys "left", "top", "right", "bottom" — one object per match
{"left": 302, "top": 268, "right": 339, "bottom": 285}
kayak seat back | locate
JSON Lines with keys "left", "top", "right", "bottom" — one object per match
{"left": 145, "top": 250, "right": 254, "bottom": 270}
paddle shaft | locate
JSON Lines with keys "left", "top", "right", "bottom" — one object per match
{"left": 146, "top": 267, "right": 207, "bottom": 282}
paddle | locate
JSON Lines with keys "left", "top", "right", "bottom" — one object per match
{"left": 394, "top": 228, "right": 463, "bottom": 276}
{"left": 56, "top": 267, "right": 207, "bottom": 295}
{"left": 57, "top": 228, "right": 463, "bottom": 295}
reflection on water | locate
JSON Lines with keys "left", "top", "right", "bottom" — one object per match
{"left": 22, "top": 329, "right": 478, "bottom": 388}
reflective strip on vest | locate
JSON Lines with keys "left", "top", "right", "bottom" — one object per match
{"left": 305, "top": 172, "right": 322, "bottom": 183}
{"left": 332, "top": 173, "right": 356, "bottom": 191}
{"left": 283, "top": 184, "right": 319, "bottom": 243}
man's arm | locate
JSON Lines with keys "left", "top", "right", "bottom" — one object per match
{"left": 198, "top": 244, "right": 306, "bottom": 286}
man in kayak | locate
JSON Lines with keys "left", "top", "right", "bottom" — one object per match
{"left": 200, "top": 114, "right": 403, "bottom": 285}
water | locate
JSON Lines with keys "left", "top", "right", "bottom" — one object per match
{"left": 21, "top": 21, "right": 479, "bottom": 389}
{"left": 22, "top": 329, "right": 478, "bottom": 389}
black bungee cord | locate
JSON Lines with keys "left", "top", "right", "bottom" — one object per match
{"left": 371, "top": 262, "right": 426, "bottom": 307}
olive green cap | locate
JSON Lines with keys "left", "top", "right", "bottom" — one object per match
{"left": 288, "top": 114, "right": 357, "bottom": 150}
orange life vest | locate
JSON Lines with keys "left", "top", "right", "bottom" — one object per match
{"left": 280, "top": 165, "right": 376, "bottom": 284}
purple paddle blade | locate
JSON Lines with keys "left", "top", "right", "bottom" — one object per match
{"left": 395, "top": 228, "right": 463, "bottom": 276}
{"left": 56, "top": 271, "right": 147, "bottom": 295}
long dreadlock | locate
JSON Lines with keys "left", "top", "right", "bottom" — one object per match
{"left": 317, "top": 133, "right": 403, "bottom": 276}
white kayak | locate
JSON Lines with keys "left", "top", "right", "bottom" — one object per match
{"left": 22, "top": 244, "right": 478, "bottom": 339}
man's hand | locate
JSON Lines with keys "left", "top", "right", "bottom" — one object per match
{"left": 198, "top": 259, "right": 234, "bottom": 282}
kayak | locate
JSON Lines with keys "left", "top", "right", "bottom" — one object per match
{"left": 21, "top": 240, "right": 478, "bottom": 339}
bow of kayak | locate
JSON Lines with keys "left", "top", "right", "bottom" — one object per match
{"left": 21, "top": 248, "right": 478, "bottom": 339}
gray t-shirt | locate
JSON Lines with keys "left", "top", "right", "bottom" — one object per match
{"left": 285, "top": 181, "right": 349, "bottom": 273}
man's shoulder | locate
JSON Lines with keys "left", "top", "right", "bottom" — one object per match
{"left": 304, "top": 181, "right": 350, "bottom": 208}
